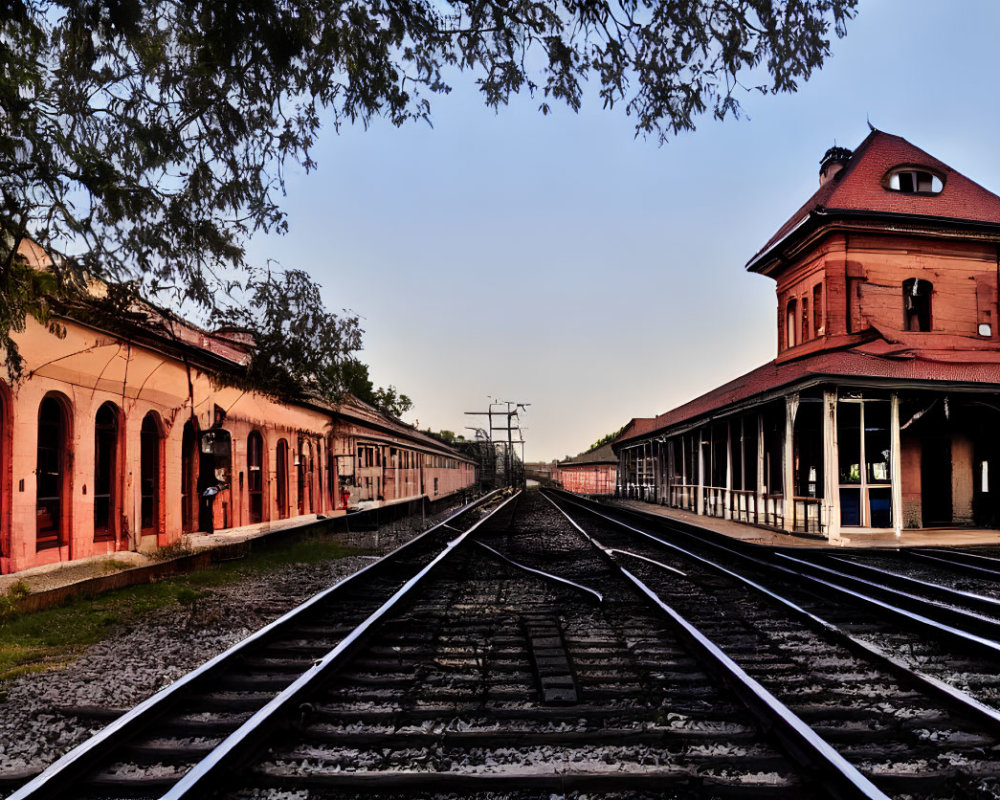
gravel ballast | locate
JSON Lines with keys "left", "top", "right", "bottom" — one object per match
{"left": 0, "top": 550, "right": 376, "bottom": 791}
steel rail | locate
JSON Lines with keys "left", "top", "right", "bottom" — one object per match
{"left": 473, "top": 541, "right": 604, "bottom": 603}
{"left": 605, "top": 548, "right": 687, "bottom": 576}
{"left": 910, "top": 548, "right": 1000, "bottom": 578}
{"left": 554, "top": 490, "right": 1000, "bottom": 655}
{"left": 776, "top": 551, "right": 1000, "bottom": 643}
{"left": 160, "top": 490, "right": 522, "bottom": 800}
{"left": 824, "top": 553, "right": 1000, "bottom": 614}
{"left": 544, "top": 490, "right": 1000, "bottom": 734}
{"left": 8, "top": 489, "right": 504, "bottom": 800}
{"left": 540, "top": 492, "right": 889, "bottom": 800}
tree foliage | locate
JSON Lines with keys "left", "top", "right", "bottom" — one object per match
{"left": 337, "top": 357, "right": 413, "bottom": 418}
{"left": 1, "top": 0, "right": 856, "bottom": 391}
{"left": 215, "top": 267, "right": 363, "bottom": 401}
{"left": 591, "top": 425, "right": 627, "bottom": 451}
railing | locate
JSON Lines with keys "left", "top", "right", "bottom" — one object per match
{"left": 621, "top": 482, "right": 657, "bottom": 503}
{"left": 703, "top": 485, "right": 727, "bottom": 518}
{"left": 791, "top": 496, "right": 823, "bottom": 534}
{"left": 730, "top": 489, "right": 758, "bottom": 525}
{"left": 761, "top": 493, "right": 784, "bottom": 528}
{"left": 669, "top": 483, "right": 697, "bottom": 512}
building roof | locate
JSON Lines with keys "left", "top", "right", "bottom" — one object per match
{"left": 334, "top": 395, "right": 475, "bottom": 463}
{"left": 614, "top": 340, "right": 1000, "bottom": 449}
{"left": 560, "top": 441, "right": 618, "bottom": 467}
{"left": 614, "top": 131, "right": 1000, "bottom": 451}
{"left": 747, "top": 130, "right": 1000, "bottom": 273}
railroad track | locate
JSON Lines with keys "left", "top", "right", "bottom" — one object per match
{"left": 544, "top": 489, "right": 1000, "bottom": 798}
{"left": 189, "top": 489, "right": 863, "bottom": 799}
{"left": 15, "top": 488, "right": 1000, "bottom": 799}
{"left": 7, "top": 489, "right": 512, "bottom": 800}
{"left": 563, "top": 490, "right": 1000, "bottom": 715}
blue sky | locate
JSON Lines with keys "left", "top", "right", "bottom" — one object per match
{"left": 248, "top": 1, "right": 1000, "bottom": 461}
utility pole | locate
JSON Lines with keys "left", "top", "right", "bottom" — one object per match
{"left": 465, "top": 399, "right": 529, "bottom": 488}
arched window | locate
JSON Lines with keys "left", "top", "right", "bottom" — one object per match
{"left": 0, "top": 387, "right": 7, "bottom": 562}
{"left": 785, "top": 299, "right": 798, "bottom": 349}
{"left": 903, "top": 278, "right": 933, "bottom": 332}
{"left": 326, "top": 437, "right": 336, "bottom": 508}
{"left": 297, "top": 440, "right": 306, "bottom": 515}
{"left": 812, "top": 283, "right": 824, "bottom": 335}
{"left": 37, "top": 396, "right": 70, "bottom": 549}
{"left": 276, "top": 439, "right": 289, "bottom": 519}
{"left": 181, "top": 420, "right": 198, "bottom": 533}
{"left": 140, "top": 413, "right": 162, "bottom": 534}
{"left": 248, "top": 431, "right": 264, "bottom": 523}
{"left": 302, "top": 439, "right": 314, "bottom": 514}
{"left": 94, "top": 402, "right": 121, "bottom": 541}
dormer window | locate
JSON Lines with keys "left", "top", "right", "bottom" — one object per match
{"left": 886, "top": 168, "right": 943, "bottom": 194}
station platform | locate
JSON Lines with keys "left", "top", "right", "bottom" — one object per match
{"left": 0, "top": 513, "right": 331, "bottom": 600}
{"left": 609, "top": 498, "right": 1000, "bottom": 549}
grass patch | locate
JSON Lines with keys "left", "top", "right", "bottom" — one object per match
{"left": 0, "top": 535, "right": 372, "bottom": 684}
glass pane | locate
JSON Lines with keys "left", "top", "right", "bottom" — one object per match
{"left": 865, "top": 401, "right": 891, "bottom": 484}
{"left": 794, "top": 400, "right": 824, "bottom": 498}
{"left": 869, "top": 487, "right": 892, "bottom": 528}
{"left": 838, "top": 401, "right": 861, "bottom": 483}
{"left": 840, "top": 488, "right": 861, "bottom": 526}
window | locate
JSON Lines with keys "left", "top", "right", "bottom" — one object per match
{"left": 297, "top": 440, "right": 308, "bottom": 514}
{"left": 812, "top": 283, "right": 824, "bottom": 335}
{"left": 847, "top": 278, "right": 863, "bottom": 333}
{"left": 181, "top": 420, "right": 198, "bottom": 532}
{"left": 801, "top": 297, "right": 810, "bottom": 342}
{"left": 248, "top": 431, "right": 264, "bottom": 523}
{"left": 37, "top": 396, "right": 68, "bottom": 549}
{"left": 785, "top": 299, "right": 797, "bottom": 348}
{"left": 94, "top": 402, "right": 120, "bottom": 541}
{"left": 276, "top": 439, "right": 289, "bottom": 518}
{"left": 838, "top": 395, "right": 892, "bottom": 528}
{"left": 903, "top": 278, "right": 932, "bottom": 332}
{"left": 886, "top": 168, "right": 943, "bottom": 194}
{"left": 140, "top": 413, "right": 161, "bottom": 533}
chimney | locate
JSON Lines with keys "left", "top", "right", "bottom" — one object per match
{"left": 819, "top": 146, "right": 852, "bottom": 186}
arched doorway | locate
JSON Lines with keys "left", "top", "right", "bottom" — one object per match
{"left": 37, "top": 395, "right": 71, "bottom": 550}
{"left": 248, "top": 431, "right": 265, "bottom": 524}
{"left": 297, "top": 439, "right": 306, "bottom": 515}
{"left": 276, "top": 439, "right": 289, "bottom": 519}
{"left": 181, "top": 419, "right": 198, "bottom": 533}
{"left": 94, "top": 401, "right": 121, "bottom": 542}
{"left": 304, "top": 439, "right": 314, "bottom": 513}
{"left": 0, "top": 387, "right": 8, "bottom": 566}
{"left": 140, "top": 413, "right": 163, "bottom": 535}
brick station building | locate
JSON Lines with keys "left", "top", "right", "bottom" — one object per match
{"left": 0, "top": 256, "right": 475, "bottom": 575}
{"left": 614, "top": 130, "right": 1000, "bottom": 542}
{"left": 558, "top": 442, "right": 618, "bottom": 495}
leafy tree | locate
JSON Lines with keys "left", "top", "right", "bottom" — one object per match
{"left": 1, "top": 0, "right": 856, "bottom": 388}
{"left": 591, "top": 425, "right": 627, "bottom": 450}
{"left": 371, "top": 384, "right": 414, "bottom": 419}
{"left": 214, "top": 267, "right": 363, "bottom": 401}
{"left": 337, "top": 357, "right": 413, "bottom": 418}
{"left": 425, "top": 429, "right": 464, "bottom": 444}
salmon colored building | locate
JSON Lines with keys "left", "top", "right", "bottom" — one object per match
{"left": 0, "top": 272, "right": 475, "bottom": 575}
{"left": 558, "top": 442, "right": 617, "bottom": 495}
{"left": 615, "top": 131, "right": 1000, "bottom": 542}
